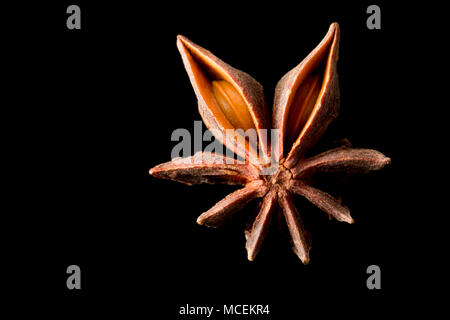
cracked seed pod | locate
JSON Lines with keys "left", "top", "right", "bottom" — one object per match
{"left": 177, "top": 35, "right": 271, "bottom": 166}
{"left": 273, "top": 22, "right": 340, "bottom": 168}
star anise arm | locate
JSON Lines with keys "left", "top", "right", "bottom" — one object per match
{"left": 177, "top": 35, "right": 271, "bottom": 166}
{"left": 292, "top": 147, "right": 391, "bottom": 179}
{"left": 272, "top": 23, "right": 340, "bottom": 167}
{"left": 279, "top": 192, "right": 311, "bottom": 264}
{"left": 289, "top": 181, "right": 353, "bottom": 223}
{"left": 149, "top": 152, "right": 259, "bottom": 186}
{"left": 245, "top": 191, "right": 277, "bottom": 261}
{"left": 197, "top": 180, "right": 268, "bottom": 228}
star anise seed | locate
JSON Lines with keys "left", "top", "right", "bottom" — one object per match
{"left": 149, "top": 23, "right": 390, "bottom": 263}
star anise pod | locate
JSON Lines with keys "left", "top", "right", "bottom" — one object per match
{"left": 149, "top": 23, "right": 390, "bottom": 263}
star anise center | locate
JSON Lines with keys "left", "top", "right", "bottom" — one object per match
{"left": 263, "top": 161, "right": 294, "bottom": 194}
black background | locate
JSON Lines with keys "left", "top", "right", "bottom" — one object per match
{"left": 7, "top": 0, "right": 436, "bottom": 317}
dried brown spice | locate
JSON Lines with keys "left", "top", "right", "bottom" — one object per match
{"left": 149, "top": 23, "right": 390, "bottom": 263}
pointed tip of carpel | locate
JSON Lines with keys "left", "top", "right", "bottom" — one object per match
{"left": 330, "top": 22, "right": 340, "bottom": 32}
{"left": 294, "top": 249, "right": 311, "bottom": 265}
{"left": 301, "top": 257, "right": 310, "bottom": 265}
{"left": 176, "top": 35, "right": 186, "bottom": 48}
{"left": 374, "top": 156, "right": 391, "bottom": 170}
{"left": 197, "top": 215, "right": 213, "bottom": 227}
{"left": 342, "top": 214, "right": 354, "bottom": 224}
{"left": 338, "top": 213, "right": 354, "bottom": 224}
{"left": 176, "top": 35, "right": 189, "bottom": 45}
{"left": 196, "top": 217, "right": 204, "bottom": 225}
{"left": 148, "top": 166, "right": 160, "bottom": 176}
{"left": 246, "top": 246, "right": 257, "bottom": 262}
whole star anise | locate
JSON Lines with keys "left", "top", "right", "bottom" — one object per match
{"left": 149, "top": 23, "right": 390, "bottom": 263}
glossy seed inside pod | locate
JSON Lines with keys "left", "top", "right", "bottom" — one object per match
{"left": 286, "top": 71, "right": 323, "bottom": 146}
{"left": 211, "top": 80, "right": 255, "bottom": 131}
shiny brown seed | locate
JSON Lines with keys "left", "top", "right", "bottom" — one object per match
{"left": 286, "top": 71, "right": 323, "bottom": 146}
{"left": 211, "top": 80, "right": 255, "bottom": 131}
